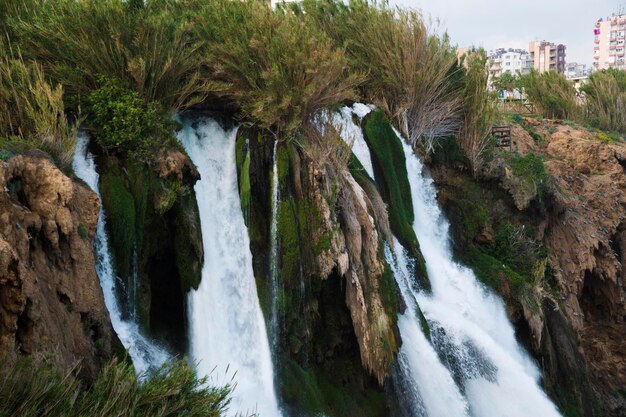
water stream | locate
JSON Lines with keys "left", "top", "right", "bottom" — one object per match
{"left": 72, "top": 135, "right": 169, "bottom": 375}
{"left": 179, "top": 117, "right": 282, "bottom": 417}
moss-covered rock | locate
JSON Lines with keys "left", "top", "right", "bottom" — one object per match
{"left": 238, "top": 125, "right": 399, "bottom": 416}
{"left": 97, "top": 148, "right": 202, "bottom": 353}
{"left": 361, "top": 109, "right": 429, "bottom": 290}
{"left": 99, "top": 158, "right": 136, "bottom": 283}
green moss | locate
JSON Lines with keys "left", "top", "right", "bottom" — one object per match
{"left": 362, "top": 110, "right": 429, "bottom": 289}
{"left": 99, "top": 169, "right": 136, "bottom": 281}
{"left": 78, "top": 223, "right": 88, "bottom": 239}
{"left": 240, "top": 152, "right": 251, "bottom": 219}
{"left": 278, "top": 199, "right": 301, "bottom": 288}
{"left": 278, "top": 356, "right": 387, "bottom": 417}
{"left": 174, "top": 193, "right": 203, "bottom": 292}
{"left": 415, "top": 303, "right": 431, "bottom": 342}
{"left": 362, "top": 110, "right": 413, "bottom": 246}
{"left": 468, "top": 247, "right": 527, "bottom": 293}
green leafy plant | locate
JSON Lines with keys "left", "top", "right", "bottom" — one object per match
{"left": 87, "top": 76, "right": 174, "bottom": 158}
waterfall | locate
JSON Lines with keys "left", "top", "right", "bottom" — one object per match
{"left": 269, "top": 141, "right": 280, "bottom": 354}
{"left": 72, "top": 135, "right": 169, "bottom": 374}
{"left": 385, "top": 239, "right": 470, "bottom": 417}
{"left": 399, "top": 136, "right": 562, "bottom": 417}
{"left": 179, "top": 117, "right": 282, "bottom": 417}
{"left": 335, "top": 106, "right": 469, "bottom": 416}
{"left": 333, "top": 104, "right": 375, "bottom": 178}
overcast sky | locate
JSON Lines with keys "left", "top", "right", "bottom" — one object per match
{"left": 390, "top": 0, "right": 622, "bottom": 65}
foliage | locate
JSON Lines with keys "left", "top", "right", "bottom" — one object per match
{"left": 0, "top": 354, "right": 231, "bottom": 417}
{"left": 582, "top": 68, "right": 626, "bottom": 134}
{"left": 491, "top": 72, "right": 520, "bottom": 96}
{"left": 508, "top": 152, "right": 552, "bottom": 207}
{"left": 87, "top": 77, "right": 174, "bottom": 158}
{"left": 190, "top": 0, "right": 361, "bottom": 135}
{"left": 301, "top": 0, "right": 460, "bottom": 151}
{"left": 458, "top": 49, "right": 498, "bottom": 175}
{"left": 519, "top": 70, "right": 577, "bottom": 119}
{"left": 0, "top": 53, "right": 77, "bottom": 168}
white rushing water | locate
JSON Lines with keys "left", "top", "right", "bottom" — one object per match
{"left": 386, "top": 240, "right": 470, "bottom": 417}
{"left": 398, "top": 135, "right": 562, "bottom": 417}
{"left": 72, "top": 135, "right": 169, "bottom": 374}
{"left": 334, "top": 108, "right": 468, "bottom": 416}
{"left": 179, "top": 117, "right": 282, "bottom": 417}
{"left": 333, "top": 104, "right": 375, "bottom": 178}
{"left": 269, "top": 141, "right": 280, "bottom": 354}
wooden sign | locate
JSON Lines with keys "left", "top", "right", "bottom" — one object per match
{"left": 492, "top": 125, "right": 512, "bottom": 149}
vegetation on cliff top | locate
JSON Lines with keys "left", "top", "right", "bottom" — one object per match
{"left": 1, "top": 0, "right": 489, "bottom": 159}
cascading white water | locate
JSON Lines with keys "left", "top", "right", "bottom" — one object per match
{"left": 333, "top": 104, "right": 375, "bottom": 178}
{"left": 334, "top": 106, "right": 468, "bottom": 416}
{"left": 72, "top": 135, "right": 169, "bottom": 374}
{"left": 269, "top": 141, "right": 280, "bottom": 354}
{"left": 385, "top": 239, "right": 470, "bottom": 417}
{"left": 399, "top": 136, "right": 563, "bottom": 417}
{"left": 179, "top": 117, "right": 282, "bottom": 417}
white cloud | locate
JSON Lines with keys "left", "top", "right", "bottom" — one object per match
{"left": 389, "top": 0, "right": 621, "bottom": 64}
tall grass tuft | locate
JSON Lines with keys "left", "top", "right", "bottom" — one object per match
{"left": 7, "top": 0, "right": 214, "bottom": 112}
{"left": 582, "top": 68, "right": 626, "bottom": 134}
{"left": 519, "top": 70, "right": 577, "bottom": 120}
{"left": 458, "top": 49, "right": 498, "bottom": 175}
{"left": 190, "top": 0, "right": 361, "bottom": 135}
{"left": 0, "top": 354, "right": 232, "bottom": 417}
{"left": 0, "top": 51, "right": 77, "bottom": 167}
{"left": 301, "top": 0, "right": 461, "bottom": 151}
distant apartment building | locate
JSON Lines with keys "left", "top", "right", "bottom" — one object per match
{"left": 565, "top": 62, "right": 592, "bottom": 79}
{"left": 487, "top": 48, "right": 533, "bottom": 78}
{"left": 593, "top": 14, "right": 626, "bottom": 70}
{"left": 529, "top": 41, "right": 567, "bottom": 73}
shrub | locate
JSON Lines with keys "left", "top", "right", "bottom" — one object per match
{"left": 87, "top": 77, "right": 174, "bottom": 157}
{"left": 582, "top": 68, "right": 626, "bottom": 133}
{"left": 0, "top": 354, "right": 231, "bottom": 417}
{"left": 519, "top": 70, "right": 577, "bottom": 120}
{"left": 508, "top": 152, "right": 552, "bottom": 208}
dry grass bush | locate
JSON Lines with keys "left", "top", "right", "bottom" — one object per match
{"left": 0, "top": 51, "right": 77, "bottom": 167}
{"left": 0, "top": 353, "right": 232, "bottom": 417}
{"left": 190, "top": 0, "right": 361, "bottom": 135}
{"left": 519, "top": 70, "right": 577, "bottom": 120}
{"left": 582, "top": 68, "right": 626, "bottom": 133}
{"left": 301, "top": 0, "right": 461, "bottom": 152}
{"left": 7, "top": 0, "right": 212, "bottom": 111}
{"left": 458, "top": 49, "right": 498, "bottom": 175}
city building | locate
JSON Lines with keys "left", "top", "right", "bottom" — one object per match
{"left": 529, "top": 41, "right": 567, "bottom": 73}
{"left": 487, "top": 48, "right": 533, "bottom": 78}
{"left": 565, "top": 62, "right": 592, "bottom": 79}
{"left": 593, "top": 14, "right": 626, "bottom": 70}
{"left": 565, "top": 62, "right": 592, "bottom": 90}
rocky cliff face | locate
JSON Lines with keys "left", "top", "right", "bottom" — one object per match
{"left": 0, "top": 154, "right": 115, "bottom": 381}
{"left": 236, "top": 126, "right": 400, "bottom": 417}
{"left": 432, "top": 118, "right": 626, "bottom": 417}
